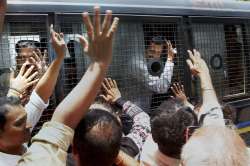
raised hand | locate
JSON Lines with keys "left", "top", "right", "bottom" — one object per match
{"left": 28, "top": 49, "right": 48, "bottom": 77}
{"left": 171, "top": 83, "right": 188, "bottom": 104}
{"left": 50, "top": 24, "right": 66, "bottom": 58}
{"left": 166, "top": 40, "right": 176, "bottom": 62}
{"left": 101, "top": 78, "right": 121, "bottom": 103}
{"left": 8, "top": 62, "right": 39, "bottom": 97}
{"left": 78, "top": 6, "right": 119, "bottom": 68}
{"left": 186, "top": 49, "right": 209, "bottom": 77}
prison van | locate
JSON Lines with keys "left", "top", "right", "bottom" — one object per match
{"left": 1, "top": 0, "right": 250, "bottom": 141}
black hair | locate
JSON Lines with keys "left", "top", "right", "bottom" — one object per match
{"left": 151, "top": 99, "right": 196, "bottom": 159}
{"left": 151, "top": 36, "right": 165, "bottom": 45}
{"left": 15, "top": 40, "right": 40, "bottom": 54}
{"left": 0, "top": 96, "right": 21, "bottom": 131}
{"left": 73, "top": 109, "right": 122, "bottom": 166}
{"left": 222, "top": 103, "right": 237, "bottom": 124}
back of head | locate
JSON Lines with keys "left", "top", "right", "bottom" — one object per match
{"left": 73, "top": 109, "right": 122, "bottom": 166}
{"left": 151, "top": 99, "right": 196, "bottom": 159}
{"left": 181, "top": 126, "right": 249, "bottom": 166}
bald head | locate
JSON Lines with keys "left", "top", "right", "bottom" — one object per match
{"left": 181, "top": 126, "right": 249, "bottom": 166}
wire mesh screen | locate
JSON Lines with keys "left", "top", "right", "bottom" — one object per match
{"left": 192, "top": 22, "right": 250, "bottom": 99}
{"left": 0, "top": 15, "right": 57, "bottom": 133}
{"left": 57, "top": 15, "right": 185, "bottom": 113}
{"left": 5, "top": 14, "right": 250, "bottom": 132}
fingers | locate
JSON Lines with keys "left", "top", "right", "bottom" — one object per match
{"left": 186, "top": 59, "right": 194, "bottom": 70}
{"left": 102, "top": 82, "right": 109, "bottom": 93}
{"left": 77, "top": 34, "right": 89, "bottom": 53}
{"left": 43, "top": 49, "right": 48, "bottom": 63}
{"left": 36, "top": 49, "right": 42, "bottom": 59}
{"left": 93, "top": 6, "right": 101, "bottom": 37}
{"left": 107, "top": 17, "right": 119, "bottom": 39}
{"left": 23, "top": 65, "right": 35, "bottom": 78}
{"left": 171, "top": 86, "right": 177, "bottom": 96}
{"left": 50, "top": 24, "right": 54, "bottom": 35}
{"left": 100, "top": 94, "right": 109, "bottom": 102}
{"left": 19, "top": 62, "right": 29, "bottom": 76}
{"left": 33, "top": 51, "right": 41, "bottom": 62}
{"left": 27, "top": 71, "right": 38, "bottom": 82}
{"left": 181, "top": 84, "right": 185, "bottom": 92}
{"left": 193, "top": 49, "right": 201, "bottom": 58}
{"left": 108, "top": 78, "right": 114, "bottom": 88}
{"left": 166, "top": 40, "right": 172, "bottom": 49}
{"left": 102, "top": 10, "right": 112, "bottom": 36}
{"left": 50, "top": 24, "right": 57, "bottom": 42}
{"left": 187, "top": 50, "right": 195, "bottom": 63}
{"left": 82, "top": 12, "right": 94, "bottom": 42}
{"left": 173, "top": 83, "right": 180, "bottom": 93}
{"left": 104, "top": 78, "right": 112, "bottom": 89}
{"left": 27, "top": 78, "right": 39, "bottom": 87}
{"left": 113, "top": 79, "right": 118, "bottom": 88}
{"left": 29, "top": 57, "right": 36, "bottom": 65}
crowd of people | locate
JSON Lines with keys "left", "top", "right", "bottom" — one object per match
{"left": 0, "top": 0, "right": 250, "bottom": 166}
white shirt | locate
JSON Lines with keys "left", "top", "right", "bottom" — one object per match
{"left": 127, "top": 57, "right": 174, "bottom": 111}
{"left": 140, "top": 135, "right": 180, "bottom": 166}
{"left": 0, "top": 91, "right": 48, "bottom": 166}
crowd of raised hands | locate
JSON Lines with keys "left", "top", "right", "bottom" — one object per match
{"left": 0, "top": 1, "right": 249, "bottom": 166}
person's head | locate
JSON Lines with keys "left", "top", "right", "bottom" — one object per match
{"left": 0, "top": 96, "right": 32, "bottom": 151}
{"left": 147, "top": 36, "right": 165, "bottom": 59}
{"left": 222, "top": 103, "right": 237, "bottom": 124}
{"left": 181, "top": 126, "right": 249, "bottom": 166}
{"left": 15, "top": 40, "right": 40, "bottom": 70}
{"left": 151, "top": 99, "right": 197, "bottom": 159}
{"left": 73, "top": 108, "right": 122, "bottom": 166}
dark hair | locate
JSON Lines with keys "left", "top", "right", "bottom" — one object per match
{"left": 222, "top": 103, "right": 237, "bottom": 123}
{"left": 15, "top": 40, "right": 40, "bottom": 54}
{"left": 73, "top": 109, "right": 122, "bottom": 166}
{"left": 151, "top": 36, "right": 165, "bottom": 45}
{"left": 0, "top": 96, "right": 21, "bottom": 131}
{"left": 151, "top": 99, "right": 196, "bottom": 159}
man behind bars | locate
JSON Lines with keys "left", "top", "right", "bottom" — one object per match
{"left": 129, "top": 36, "right": 176, "bottom": 113}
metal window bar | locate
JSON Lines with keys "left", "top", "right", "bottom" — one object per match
{"left": 56, "top": 15, "right": 185, "bottom": 113}
{"left": 191, "top": 20, "right": 250, "bottom": 100}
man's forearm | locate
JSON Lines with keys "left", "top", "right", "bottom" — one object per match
{"left": 35, "top": 56, "right": 64, "bottom": 103}
{"left": 52, "top": 62, "right": 108, "bottom": 129}
{"left": 200, "top": 72, "right": 220, "bottom": 113}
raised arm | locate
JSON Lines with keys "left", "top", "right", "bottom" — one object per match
{"left": 0, "top": 0, "right": 7, "bottom": 33}
{"left": 7, "top": 63, "right": 39, "bottom": 98}
{"left": 52, "top": 7, "right": 119, "bottom": 129}
{"left": 186, "top": 49, "right": 223, "bottom": 124}
{"left": 171, "top": 82, "right": 194, "bottom": 110}
{"left": 33, "top": 25, "right": 66, "bottom": 103}
{"left": 102, "top": 78, "right": 151, "bottom": 157}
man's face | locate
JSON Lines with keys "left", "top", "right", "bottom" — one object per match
{"left": 16, "top": 47, "right": 35, "bottom": 70}
{"left": 0, "top": 105, "right": 32, "bottom": 149}
{"left": 147, "top": 43, "right": 163, "bottom": 59}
